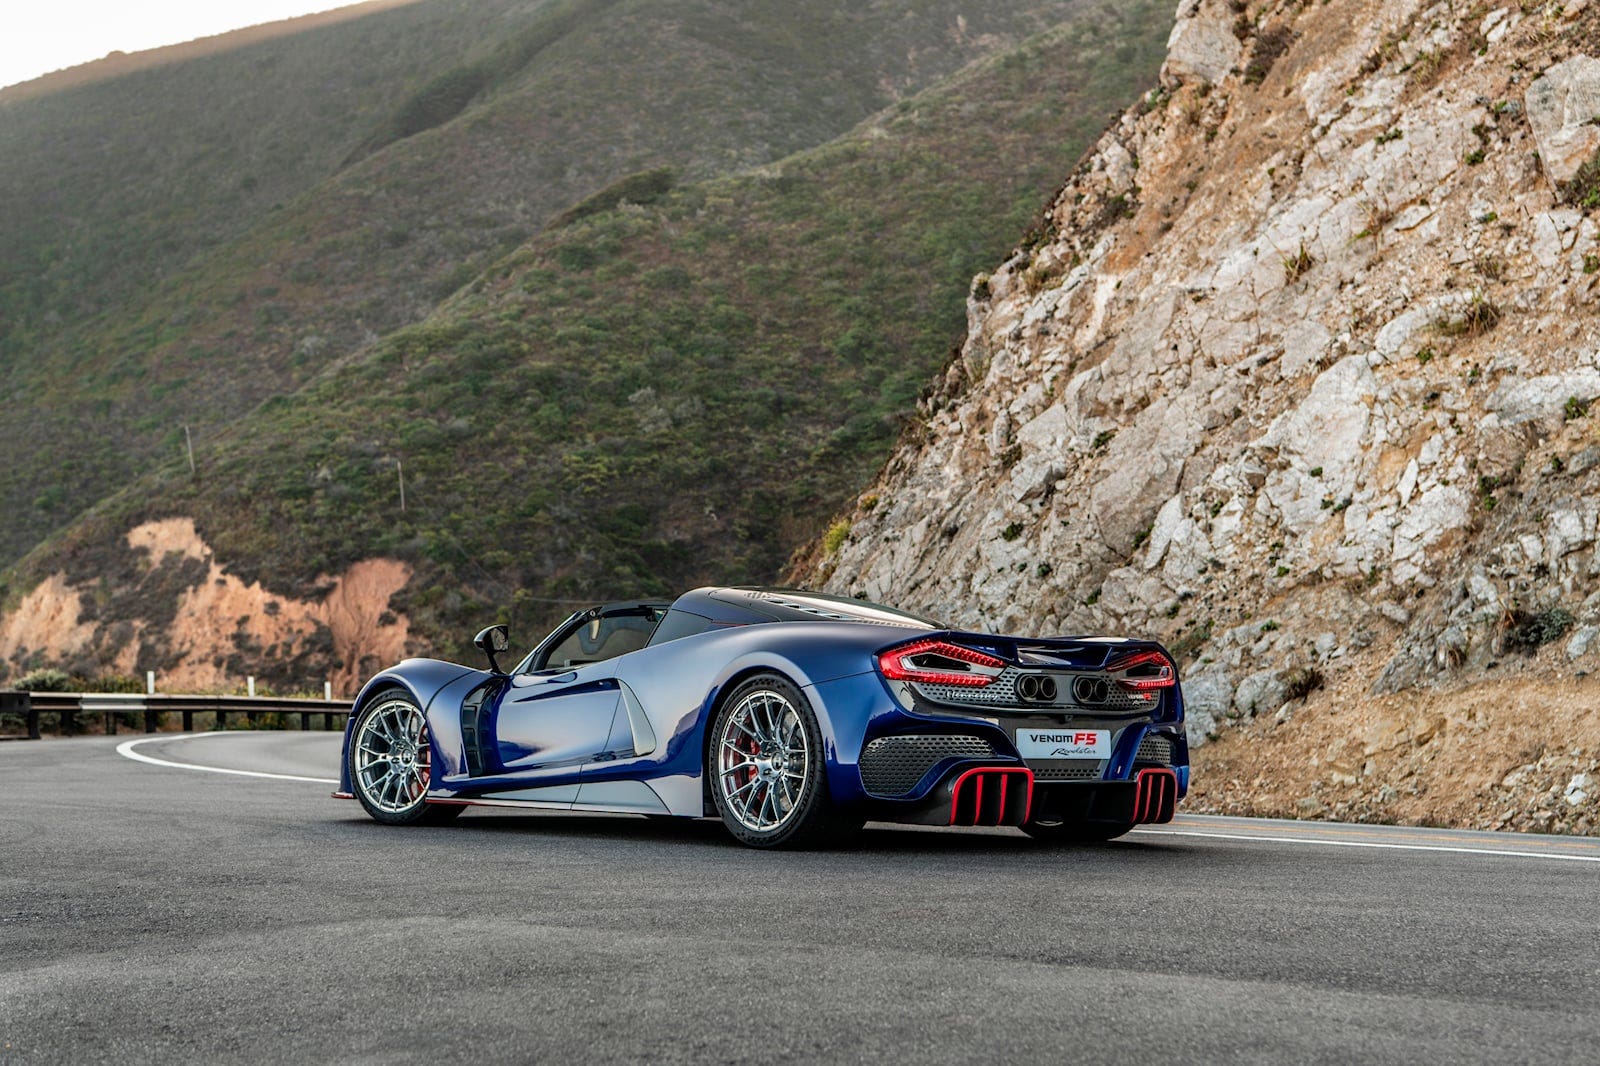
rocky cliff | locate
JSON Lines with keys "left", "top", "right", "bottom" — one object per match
{"left": 803, "top": 0, "right": 1600, "bottom": 832}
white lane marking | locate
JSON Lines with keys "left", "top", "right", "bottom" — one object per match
{"left": 116, "top": 733, "right": 338, "bottom": 785}
{"left": 1131, "top": 826, "right": 1600, "bottom": 865}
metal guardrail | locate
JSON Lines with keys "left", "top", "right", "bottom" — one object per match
{"left": 0, "top": 691, "right": 350, "bottom": 740}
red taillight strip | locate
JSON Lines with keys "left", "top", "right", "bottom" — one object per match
{"left": 878, "top": 638, "right": 1007, "bottom": 688}
{"left": 1107, "top": 648, "right": 1176, "bottom": 690}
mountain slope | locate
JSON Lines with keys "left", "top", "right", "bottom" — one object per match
{"left": 802, "top": 0, "right": 1600, "bottom": 832}
{"left": 0, "top": 0, "right": 1093, "bottom": 568}
{"left": 1, "top": 1, "right": 1176, "bottom": 690}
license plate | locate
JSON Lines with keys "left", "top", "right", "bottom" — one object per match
{"left": 1016, "top": 728, "right": 1109, "bottom": 759}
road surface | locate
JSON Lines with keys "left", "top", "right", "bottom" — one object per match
{"left": 2, "top": 732, "right": 1597, "bottom": 1063}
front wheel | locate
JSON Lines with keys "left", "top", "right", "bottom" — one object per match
{"left": 709, "top": 674, "right": 858, "bottom": 848}
{"left": 349, "top": 689, "right": 463, "bottom": 826}
{"left": 1022, "top": 820, "right": 1133, "bottom": 844}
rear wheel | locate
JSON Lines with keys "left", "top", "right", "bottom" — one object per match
{"left": 349, "top": 690, "right": 463, "bottom": 826}
{"left": 709, "top": 674, "right": 858, "bottom": 848}
{"left": 1022, "top": 820, "right": 1133, "bottom": 844}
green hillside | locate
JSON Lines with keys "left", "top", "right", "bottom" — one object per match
{"left": 0, "top": 0, "right": 1091, "bottom": 567}
{"left": 12, "top": 0, "right": 1174, "bottom": 674}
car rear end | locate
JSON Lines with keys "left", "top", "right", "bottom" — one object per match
{"left": 849, "top": 632, "right": 1187, "bottom": 831}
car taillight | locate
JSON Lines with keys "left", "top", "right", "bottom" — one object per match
{"left": 1106, "top": 648, "right": 1176, "bottom": 690}
{"left": 877, "top": 639, "right": 1007, "bottom": 687}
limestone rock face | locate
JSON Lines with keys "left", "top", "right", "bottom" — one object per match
{"left": 800, "top": 0, "right": 1600, "bottom": 751}
{"left": 1526, "top": 55, "right": 1600, "bottom": 192}
{"left": 1163, "top": 0, "right": 1242, "bottom": 87}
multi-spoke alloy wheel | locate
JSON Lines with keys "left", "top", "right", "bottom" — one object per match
{"left": 348, "top": 690, "right": 462, "bottom": 826}
{"left": 708, "top": 674, "right": 856, "bottom": 848}
{"left": 717, "top": 687, "right": 810, "bottom": 833}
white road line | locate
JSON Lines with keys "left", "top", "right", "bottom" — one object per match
{"left": 116, "top": 733, "right": 338, "bottom": 785}
{"left": 1131, "top": 826, "right": 1600, "bottom": 865}
{"left": 106, "top": 735, "right": 1600, "bottom": 862}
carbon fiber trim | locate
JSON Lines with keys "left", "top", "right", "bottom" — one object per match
{"left": 1135, "top": 732, "right": 1174, "bottom": 766}
{"left": 860, "top": 734, "right": 997, "bottom": 796}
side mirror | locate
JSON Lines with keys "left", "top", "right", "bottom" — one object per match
{"left": 474, "top": 624, "right": 511, "bottom": 675}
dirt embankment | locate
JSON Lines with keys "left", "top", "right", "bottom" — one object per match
{"left": 0, "top": 518, "right": 413, "bottom": 696}
{"left": 1189, "top": 649, "right": 1600, "bottom": 835}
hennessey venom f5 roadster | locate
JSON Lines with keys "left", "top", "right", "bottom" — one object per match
{"left": 335, "top": 587, "right": 1188, "bottom": 847}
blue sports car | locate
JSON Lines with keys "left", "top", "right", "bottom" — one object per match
{"left": 335, "top": 587, "right": 1188, "bottom": 848}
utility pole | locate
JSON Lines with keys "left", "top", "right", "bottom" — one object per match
{"left": 184, "top": 425, "right": 196, "bottom": 475}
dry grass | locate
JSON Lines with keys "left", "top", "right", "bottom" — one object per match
{"left": 1281, "top": 241, "right": 1315, "bottom": 284}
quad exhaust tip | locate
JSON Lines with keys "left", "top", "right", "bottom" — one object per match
{"left": 1016, "top": 674, "right": 1058, "bottom": 702}
{"left": 1072, "top": 676, "right": 1110, "bottom": 704}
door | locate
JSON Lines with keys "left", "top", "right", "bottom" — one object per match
{"left": 489, "top": 666, "right": 623, "bottom": 784}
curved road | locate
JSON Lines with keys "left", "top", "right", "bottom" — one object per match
{"left": 2, "top": 733, "right": 1598, "bottom": 1063}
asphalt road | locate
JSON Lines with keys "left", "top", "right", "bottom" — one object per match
{"left": 3, "top": 733, "right": 1598, "bottom": 1064}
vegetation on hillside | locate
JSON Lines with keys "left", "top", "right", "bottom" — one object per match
{"left": 14, "top": 1, "right": 1174, "bottom": 672}
{"left": 1, "top": 0, "right": 1098, "bottom": 573}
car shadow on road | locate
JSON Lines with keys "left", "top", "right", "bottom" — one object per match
{"left": 358, "top": 809, "right": 1190, "bottom": 857}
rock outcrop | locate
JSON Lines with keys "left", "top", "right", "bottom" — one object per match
{"left": 801, "top": 0, "right": 1600, "bottom": 831}
{"left": 0, "top": 519, "right": 412, "bottom": 696}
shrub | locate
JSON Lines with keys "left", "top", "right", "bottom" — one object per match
{"left": 1438, "top": 294, "right": 1501, "bottom": 337}
{"left": 822, "top": 519, "right": 851, "bottom": 556}
{"left": 1281, "top": 665, "right": 1324, "bottom": 702}
{"left": 1503, "top": 607, "right": 1574, "bottom": 653}
{"left": 17, "top": 668, "right": 73, "bottom": 692}
{"left": 74, "top": 673, "right": 146, "bottom": 694}
{"left": 1243, "top": 23, "right": 1294, "bottom": 85}
{"left": 554, "top": 167, "right": 677, "bottom": 228}
{"left": 1568, "top": 151, "right": 1600, "bottom": 210}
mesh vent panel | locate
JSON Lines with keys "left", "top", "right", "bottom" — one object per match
{"left": 860, "top": 734, "right": 997, "bottom": 796}
{"left": 1031, "top": 762, "right": 1103, "bottom": 781}
{"left": 1136, "top": 733, "right": 1174, "bottom": 765}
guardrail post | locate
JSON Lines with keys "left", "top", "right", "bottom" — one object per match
{"left": 144, "top": 705, "right": 158, "bottom": 733}
{"left": 182, "top": 709, "right": 194, "bottom": 731}
{"left": 216, "top": 708, "right": 227, "bottom": 731}
{"left": 1, "top": 692, "right": 35, "bottom": 739}
{"left": 103, "top": 710, "right": 115, "bottom": 736}
{"left": 60, "top": 705, "right": 76, "bottom": 736}
{"left": 300, "top": 711, "right": 311, "bottom": 731}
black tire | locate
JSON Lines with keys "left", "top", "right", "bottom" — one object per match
{"left": 707, "top": 673, "right": 859, "bottom": 849}
{"left": 1022, "top": 820, "right": 1134, "bottom": 844}
{"left": 348, "top": 689, "right": 463, "bottom": 826}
